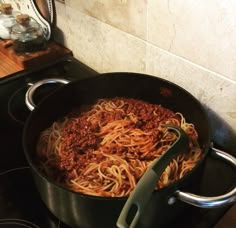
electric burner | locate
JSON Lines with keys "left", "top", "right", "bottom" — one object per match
{"left": 0, "top": 167, "right": 67, "bottom": 228}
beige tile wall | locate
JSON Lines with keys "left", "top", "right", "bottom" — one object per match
{"left": 54, "top": 0, "right": 236, "bottom": 151}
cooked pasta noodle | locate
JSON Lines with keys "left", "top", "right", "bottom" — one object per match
{"left": 36, "top": 97, "right": 202, "bottom": 197}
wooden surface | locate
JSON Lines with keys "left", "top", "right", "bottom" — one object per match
{"left": 0, "top": 52, "right": 23, "bottom": 78}
{"left": 0, "top": 40, "right": 72, "bottom": 78}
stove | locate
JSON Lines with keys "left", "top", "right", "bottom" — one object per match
{"left": 0, "top": 57, "right": 235, "bottom": 228}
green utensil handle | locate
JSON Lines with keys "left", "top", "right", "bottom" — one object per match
{"left": 116, "top": 125, "right": 189, "bottom": 228}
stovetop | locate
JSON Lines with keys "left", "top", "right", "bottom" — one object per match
{"left": 0, "top": 57, "right": 235, "bottom": 228}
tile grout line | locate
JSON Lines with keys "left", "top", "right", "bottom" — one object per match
{"left": 63, "top": 5, "right": 236, "bottom": 86}
{"left": 145, "top": 42, "right": 236, "bottom": 86}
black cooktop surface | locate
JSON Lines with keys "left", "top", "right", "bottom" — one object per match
{"left": 0, "top": 58, "right": 235, "bottom": 228}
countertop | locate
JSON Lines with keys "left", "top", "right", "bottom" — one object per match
{"left": 0, "top": 40, "right": 72, "bottom": 79}
{"left": 0, "top": 51, "right": 23, "bottom": 77}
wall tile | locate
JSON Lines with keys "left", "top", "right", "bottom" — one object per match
{"left": 146, "top": 43, "right": 236, "bottom": 150}
{"left": 65, "top": 0, "right": 147, "bottom": 39}
{"left": 65, "top": 6, "right": 146, "bottom": 73}
{"left": 147, "top": 0, "right": 236, "bottom": 81}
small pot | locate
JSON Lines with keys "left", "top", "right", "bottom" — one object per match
{"left": 23, "top": 73, "right": 236, "bottom": 228}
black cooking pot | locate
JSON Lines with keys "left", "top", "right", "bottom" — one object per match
{"left": 23, "top": 73, "right": 236, "bottom": 228}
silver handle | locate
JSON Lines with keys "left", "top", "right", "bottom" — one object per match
{"left": 25, "top": 78, "right": 70, "bottom": 111}
{"left": 168, "top": 144, "right": 236, "bottom": 208}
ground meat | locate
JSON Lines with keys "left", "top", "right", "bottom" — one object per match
{"left": 42, "top": 98, "right": 178, "bottom": 184}
{"left": 61, "top": 116, "right": 99, "bottom": 153}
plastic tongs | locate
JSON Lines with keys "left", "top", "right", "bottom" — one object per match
{"left": 116, "top": 125, "right": 189, "bottom": 228}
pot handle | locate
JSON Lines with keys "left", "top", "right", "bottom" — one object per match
{"left": 25, "top": 78, "right": 70, "bottom": 111}
{"left": 169, "top": 143, "right": 236, "bottom": 208}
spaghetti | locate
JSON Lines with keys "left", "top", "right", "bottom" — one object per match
{"left": 36, "top": 97, "right": 202, "bottom": 197}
